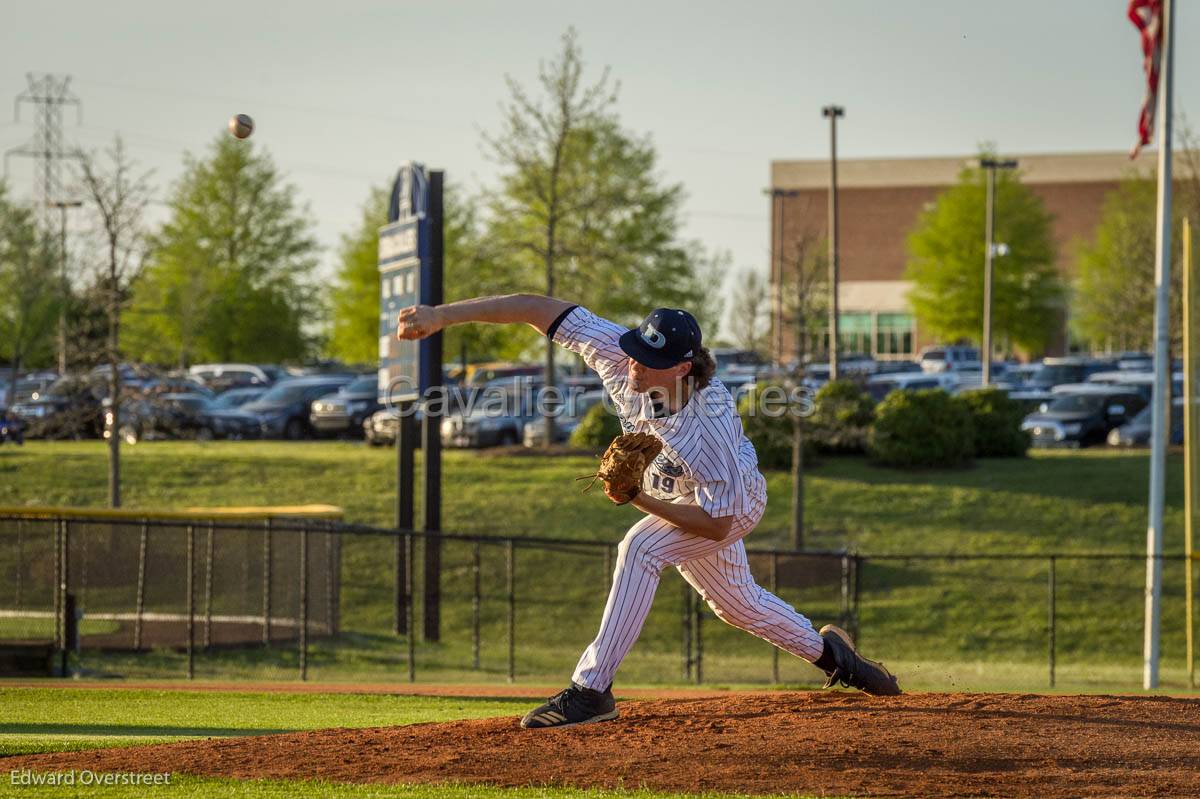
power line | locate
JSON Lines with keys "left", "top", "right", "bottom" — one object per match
{"left": 71, "top": 123, "right": 388, "bottom": 186}
{"left": 74, "top": 77, "right": 433, "bottom": 129}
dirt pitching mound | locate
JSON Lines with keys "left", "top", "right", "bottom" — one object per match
{"left": 8, "top": 692, "right": 1200, "bottom": 797}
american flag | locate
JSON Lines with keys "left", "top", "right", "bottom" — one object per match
{"left": 1129, "top": 0, "right": 1164, "bottom": 158}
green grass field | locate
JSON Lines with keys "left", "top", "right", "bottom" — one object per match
{"left": 1, "top": 441, "right": 1196, "bottom": 693}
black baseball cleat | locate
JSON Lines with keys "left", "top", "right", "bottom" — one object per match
{"left": 818, "top": 624, "right": 902, "bottom": 696}
{"left": 520, "top": 683, "right": 618, "bottom": 729}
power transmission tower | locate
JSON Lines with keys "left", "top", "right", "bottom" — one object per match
{"left": 5, "top": 73, "right": 83, "bottom": 373}
{"left": 5, "top": 73, "right": 83, "bottom": 228}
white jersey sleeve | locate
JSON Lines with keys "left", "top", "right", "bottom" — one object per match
{"left": 549, "top": 305, "right": 629, "bottom": 388}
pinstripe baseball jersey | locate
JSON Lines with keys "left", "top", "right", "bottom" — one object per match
{"left": 550, "top": 305, "right": 767, "bottom": 521}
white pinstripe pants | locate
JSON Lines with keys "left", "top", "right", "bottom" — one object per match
{"left": 572, "top": 510, "right": 826, "bottom": 690}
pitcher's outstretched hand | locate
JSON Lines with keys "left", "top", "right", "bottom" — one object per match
{"left": 396, "top": 305, "right": 442, "bottom": 340}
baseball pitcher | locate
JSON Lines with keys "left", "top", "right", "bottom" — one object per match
{"left": 396, "top": 294, "right": 900, "bottom": 728}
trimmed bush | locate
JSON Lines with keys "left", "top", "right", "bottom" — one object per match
{"left": 868, "top": 389, "right": 974, "bottom": 468}
{"left": 737, "top": 385, "right": 815, "bottom": 470}
{"left": 958, "top": 387, "right": 1030, "bottom": 457}
{"left": 568, "top": 401, "right": 623, "bottom": 451}
{"left": 808, "top": 379, "right": 875, "bottom": 453}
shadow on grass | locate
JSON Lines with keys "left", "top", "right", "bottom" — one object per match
{"left": 857, "top": 560, "right": 934, "bottom": 590}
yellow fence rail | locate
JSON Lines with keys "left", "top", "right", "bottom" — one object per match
{"left": 0, "top": 505, "right": 343, "bottom": 521}
{"left": 1186, "top": 216, "right": 1196, "bottom": 689}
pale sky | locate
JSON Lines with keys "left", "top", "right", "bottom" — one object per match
{"left": 2, "top": 1, "right": 1196, "bottom": 334}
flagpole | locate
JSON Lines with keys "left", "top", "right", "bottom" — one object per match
{"left": 1144, "top": 0, "right": 1174, "bottom": 691}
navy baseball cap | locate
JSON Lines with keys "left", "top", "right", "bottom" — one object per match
{"left": 619, "top": 308, "right": 703, "bottom": 369}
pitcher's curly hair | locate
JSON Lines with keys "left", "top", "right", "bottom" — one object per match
{"left": 687, "top": 347, "right": 716, "bottom": 390}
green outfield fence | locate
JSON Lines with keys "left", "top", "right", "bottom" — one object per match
{"left": 0, "top": 513, "right": 1194, "bottom": 688}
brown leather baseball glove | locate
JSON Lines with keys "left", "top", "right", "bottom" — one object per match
{"left": 579, "top": 432, "right": 663, "bottom": 505}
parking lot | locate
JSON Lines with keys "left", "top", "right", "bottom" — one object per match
{"left": 2, "top": 347, "right": 1179, "bottom": 453}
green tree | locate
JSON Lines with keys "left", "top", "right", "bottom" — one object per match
{"left": 0, "top": 182, "right": 60, "bottom": 398}
{"left": 485, "top": 28, "right": 723, "bottom": 441}
{"left": 326, "top": 185, "right": 389, "bottom": 366}
{"left": 488, "top": 111, "right": 720, "bottom": 328}
{"left": 1071, "top": 175, "right": 1163, "bottom": 351}
{"left": 124, "top": 137, "right": 318, "bottom": 366}
{"left": 906, "top": 158, "right": 1063, "bottom": 356}
{"left": 326, "top": 182, "right": 519, "bottom": 369}
{"left": 1071, "top": 136, "right": 1200, "bottom": 352}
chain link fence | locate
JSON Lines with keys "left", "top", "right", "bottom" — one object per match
{"left": 1, "top": 513, "right": 1194, "bottom": 688}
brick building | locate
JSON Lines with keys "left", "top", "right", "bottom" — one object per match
{"left": 768, "top": 150, "right": 1157, "bottom": 363}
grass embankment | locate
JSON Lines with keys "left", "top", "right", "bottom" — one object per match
{"left": 1, "top": 441, "right": 1195, "bottom": 692}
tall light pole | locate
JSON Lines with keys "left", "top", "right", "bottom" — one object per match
{"left": 1144, "top": 0, "right": 1176, "bottom": 691}
{"left": 822, "top": 105, "right": 844, "bottom": 380}
{"left": 47, "top": 199, "right": 82, "bottom": 375}
{"left": 980, "top": 158, "right": 1017, "bottom": 385}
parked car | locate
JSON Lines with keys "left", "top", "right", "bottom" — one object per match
{"left": 1085, "top": 370, "right": 1183, "bottom": 402}
{"left": 363, "top": 407, "right": 428, "bottom": 447}
{"left": 441, "top": 379, "right": 543, "bottom": 448}
{"left": 839, "top": 354, "right": 879, "bottom": 376}
{"left": 166, "top": 393, "right": 261, "bottom": 440}
{"left": 210, "top": 386, "right": 268, "bottom": 408}
{"left": 188, "top": 363, "right": 279, "bottom": 393}
{"left": 523, "top": 389, "right": 607, "bottom": 447}
{"left": 244, "top": 375, "right": 356, "bottom": 440}
{"left": 10, "top": 375, "right": 104, "bottom": 439}
{"left": 1007, "top": 388, "right": 1058, "bottom": 414}
{"left": 0, "top": 409, "right": 24, "bottom": 445}
{"left": 1021, "top": 386, "right": 1147, "bottom": 448}
{"left": 717, "top": 371, "right": 760, "bottom": 404}
{"left": 364, "top": 409, "right": 397, "bottom": 447}
{"left": 1, "top": 376, "right": 57, "bottom": 409}
{"left": 87, "top": 363, "right": 155, "bottom": 391}
{"left": 919, "top": 346, "right": 980, "bottom": 373}
{"left": 947, "top": 370, "right": 1018, "bottom": 394}
{"left": 874, "top": 360, "right": 923, "bottom": 376}
{"left": 1107, "top": 399, "right": 1184, "bottom": 447}
{"left": 360, "top": 407, "right": 432, "bottom": 443}
{"left": 1017, "top": 357, "right": 1113, "bottom": 391}
{"left": 800, "top": 363, "right": 831, "bottom": 390}
{"left": 107, "top": 392, "right": 261, "bottom": 443}
{"left": 1114, "top": 352, "right": 1153, "bottom": 372}
{"left": 465, "top": 363, "right": 543, "bottom": 386}
{"left": 310, "top": 375, "right": 383, "bottom": 438}
{"left": 708, "top": 348, "right": 760, "bottom": 387}
{"left": 865, "top": 371, "right": 958, "bottom": 402}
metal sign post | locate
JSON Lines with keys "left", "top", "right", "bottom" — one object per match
{"left": 421, "top": 172, "right": 445, "bottom": 642}
{"left": 378, "top": 162, "right": 444, "bottom": 643}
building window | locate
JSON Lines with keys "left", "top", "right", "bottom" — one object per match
{"left": 876, "top": 312, "right": 915, "bottom": 357}
{"left": 815, "top": 311, "right": 916, "bottom": 362}
{"left": 838, "top": 312, "right": 872, "bottom": 356}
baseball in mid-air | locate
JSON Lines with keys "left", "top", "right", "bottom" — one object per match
{"left": 228, "top": 113, "right": 255, "bottom": 139}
